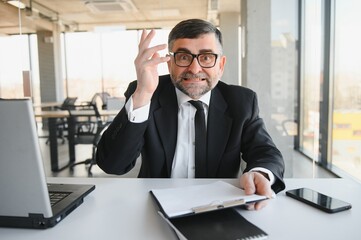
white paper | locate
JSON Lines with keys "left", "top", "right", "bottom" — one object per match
{"left": 151, "top": 181, "right": 267, "bottom": 218}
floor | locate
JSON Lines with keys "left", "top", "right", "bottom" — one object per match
{"left": 38, "top": 132, "right": 336, "bottom": 180}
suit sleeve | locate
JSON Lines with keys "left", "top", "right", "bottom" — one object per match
{"left": 96, "top": 81, "right": 146, "bottom": 175}
{"left": 241, "top": 92, "right": 285, "bottom": 193}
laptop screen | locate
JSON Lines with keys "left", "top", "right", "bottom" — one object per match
{"left": 0, "top": 98, "right": 53, "bottom": 218}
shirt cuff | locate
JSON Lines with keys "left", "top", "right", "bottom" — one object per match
{"left": 250, "top": 167, "right": 275, "bottom": 185}
{"left": 125, "top": 96, "right": 150, "bottom": 123}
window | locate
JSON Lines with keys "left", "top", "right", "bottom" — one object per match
{"left": 271, "top": 0, "right": 299, "bottom": 177}
{"left": 0, "top": 34, "right": 40, "bottom": 103}
{"left": 331, "top": 0, "right": 361, "bottom": 181}
{"left": 299, "top": 0, "right": 323, "bottom": 160}
{"left": 61, "top": 29, "right": 170, "bottom": 103}
{"left": 299, "top": 0, "right": 361, "bottom": 182}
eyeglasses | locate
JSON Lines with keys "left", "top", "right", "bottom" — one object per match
{"left": 169, "top": 52, "right": 219, "bottom": 68}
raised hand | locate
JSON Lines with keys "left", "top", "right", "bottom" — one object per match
{"left": 133, "top": 29, "right": 170, "bottom": 109}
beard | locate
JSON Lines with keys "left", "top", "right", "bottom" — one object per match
{"left": 170, "top": 72, "right": 216, "bottom": 99}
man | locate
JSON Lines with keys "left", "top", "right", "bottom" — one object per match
{"left": 96, "top": 19, "right": 285, "bottom": 209}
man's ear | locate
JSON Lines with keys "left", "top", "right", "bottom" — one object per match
{"left": 218, "top": 55, "right": 226, "bottom": 77}
{"left": 167, "top": 54, "right": 172, "bottom": 71}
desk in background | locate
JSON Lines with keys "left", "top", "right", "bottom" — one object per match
{"left": 35, "top": 109, "right": 118, "bottom": 172}
{"left": 33, "top": 102, "right": 62, "bottom": 109}
{"left": 0, "top": 178, "right": 360, "bottom": 240}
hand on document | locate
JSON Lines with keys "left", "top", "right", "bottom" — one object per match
{"left": 240, "top": 171, "right": 276, "bottom": 211}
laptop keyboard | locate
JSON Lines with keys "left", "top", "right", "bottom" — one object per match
{"left": 49, "top": 191, "right": 71, "bottom": 206}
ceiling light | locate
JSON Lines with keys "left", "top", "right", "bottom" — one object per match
{"left": 7, "top": 0, "right": 26, "bottom": 9}
{"left": 84, "top": 0, "right": 138, "bottom": 13}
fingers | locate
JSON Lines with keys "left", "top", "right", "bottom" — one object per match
{"left": 245, "top": 199, "right": 270, "bottom": 211}
{"left": 135, "top": 29, "right": 169, "bottom": 74}
{"left": 240, "top": 172, "right": 273, "bottom": 197}
{"left": 240, "top": 171, "right": 275, "bottom": 211}
{"left": 137, "top": 29, "right": 168, "bottom": 62}
{"left": 139, "top": 29, "right": 155, "bottom": 52}
{"left": 240, "top": 172, "right": 256, "bottom": 195}
{"left": 138, "top": 43, "right": 168, "bottom": 62}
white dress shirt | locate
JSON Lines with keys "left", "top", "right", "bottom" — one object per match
{"left": 170, "top": 89, "right": 210, "bottom": 178}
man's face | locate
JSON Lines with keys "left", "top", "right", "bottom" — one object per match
{"left": 167, "top": 33, "right": 226, "bottom": 99}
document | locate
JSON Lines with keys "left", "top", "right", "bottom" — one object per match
{"left": 150, "top": 181, "right": 267, "bottom": 218}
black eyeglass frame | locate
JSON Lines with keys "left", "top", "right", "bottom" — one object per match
{"left": 169, "top": 51, "right": 219, "bottom": 68}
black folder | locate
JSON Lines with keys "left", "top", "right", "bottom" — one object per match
{"left": 162, "top": 208, "right": 268, "bottom": 240}
{"left": 150, "top": 181, "right": 268, "bottom": 240}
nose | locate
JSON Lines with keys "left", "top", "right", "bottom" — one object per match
{"left": 187, "top": 57, "right": 203, "bottom": 73}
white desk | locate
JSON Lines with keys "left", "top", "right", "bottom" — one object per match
{"left": 1, "top": 178, "right": 360, "bottom": 240}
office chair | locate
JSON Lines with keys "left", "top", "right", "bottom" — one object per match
{"left": 46, "top": 97, "right": 78, "bottom": 144}
{"left": 87, "top": 92, "right": 111, "bottom": 110}
{"left": 67, "top": 102, "right": 111, "bottom": 176}
{"left": 281, "top": 119, "right": 298, "bottom": 136}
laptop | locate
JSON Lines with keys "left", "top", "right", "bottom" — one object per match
{"left": 0, "top": 98, "right": 95, "bottom": 229}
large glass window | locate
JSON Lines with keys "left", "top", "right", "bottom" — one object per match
{"left": 62, "top": 29, "right": 170, "bottom": 103}
{"left": 99, "top": 30, "right": 138, "bottom": 97}
{"left": 0, "top": 34, "right": 40, "bottom": 103}
{"left": 271, "top": 0, "right": 299, "bottom": 177}
{"left": 298, "top": 0, "right": 361, "bottom": 181}
{"left": 62, "top": 32, "right": 103, "bottom": 101}
{"left": 299, "top": 0, "right": 323, "bottom": 160}
{"left": 332, "top": 0, "right": 361, "bottom": 181}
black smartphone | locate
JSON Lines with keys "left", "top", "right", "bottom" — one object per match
{"left": 286, "top": 187, "right": 352, "bottom": 213}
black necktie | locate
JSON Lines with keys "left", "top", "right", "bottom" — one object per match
{"left": 189, "top": 100, "right": 207, "bottom": 178}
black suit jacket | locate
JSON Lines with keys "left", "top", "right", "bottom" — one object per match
{"left": 96, "top": 75, "right": 285, "bottom": 193}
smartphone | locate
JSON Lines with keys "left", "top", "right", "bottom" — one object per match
{"left": 286, "top": 188, "right": 352, "bottom": 213}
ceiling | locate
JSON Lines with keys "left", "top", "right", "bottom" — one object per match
{"left": 0, "top": 0, "right": 240, "bottom": 35}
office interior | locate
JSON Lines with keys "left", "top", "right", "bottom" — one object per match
{"left": 0, "top": 0, "right": 360, "bottom": 183}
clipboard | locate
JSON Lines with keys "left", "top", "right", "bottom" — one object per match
{"left": 150, "top": 181, "right": 268, "bottom": 218}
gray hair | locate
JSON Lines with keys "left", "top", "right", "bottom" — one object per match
{"left": 168, "top": 19, "right": 223, "bottom": 53}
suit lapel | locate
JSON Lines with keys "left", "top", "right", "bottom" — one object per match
{"left": 207, "top": 88, "right": 233, "bottom": 177}
{"left": 154, "top": 82, "right": 178, "bottom": 176}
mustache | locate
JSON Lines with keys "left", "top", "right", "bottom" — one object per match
{"left": 179, "top": 72, "right": 208, "bottom": 79}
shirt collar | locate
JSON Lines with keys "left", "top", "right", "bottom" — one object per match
{"left": 175, "top": 88, "right": 211, "bottom": 108}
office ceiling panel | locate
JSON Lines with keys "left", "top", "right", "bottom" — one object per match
{"left": 0, "top": 0, "right": 238, "bottom": 35}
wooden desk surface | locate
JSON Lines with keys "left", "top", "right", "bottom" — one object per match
{"left": 34, "top": 110, "right": 68, "bottom": 118}
{"left": 33, "top": 102, "right": 62, "bottom": 109}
